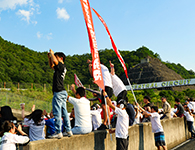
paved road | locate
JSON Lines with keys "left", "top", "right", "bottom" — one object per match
{"left": 170, "top": 139, "right": 195, "bottom": 150}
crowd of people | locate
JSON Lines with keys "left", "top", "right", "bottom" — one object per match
{"left": 0, "top": 50, "right": 195, "bottom": 150}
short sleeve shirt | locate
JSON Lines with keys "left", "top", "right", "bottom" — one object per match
{"left": 53, "top": 62, "right": 67, "bottom": 92}
{"left": 111, "top": 74, "right": 126, "bottom": 97}
{"left": 69, "top": 97, "right": 92, "bottom": 128}
{"left": 24, "top": 118, "right": 45, "bottom": 141}
{"left": 148, "top": 112, "right": 164, "bottom": 133}
{"left": 115, "top": 107, "right": 129, "bottom": 139}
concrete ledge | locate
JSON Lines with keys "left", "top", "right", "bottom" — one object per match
{"left": 21, "top": 117, "right": 190, "bottom": 150}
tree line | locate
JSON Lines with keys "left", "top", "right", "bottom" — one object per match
{"left": 0, "top": 36, "right": 194, "bottom": 85}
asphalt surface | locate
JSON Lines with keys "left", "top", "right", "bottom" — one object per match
{"left": 170, "top": 139, "right": 195, "bottom": 150}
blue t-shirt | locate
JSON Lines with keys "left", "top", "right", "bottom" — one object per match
{"left": 45, "top": 118, "right": 64, "bottom": 135}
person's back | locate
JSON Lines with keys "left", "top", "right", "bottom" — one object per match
{"left": 90, "top": 109, "right": 102, "bottom": 130}
{"left": 24, "top": 118, "right": 45, "bottom": 141}
{"left": 69, "top": 97, "right": 91, "bottom": 128}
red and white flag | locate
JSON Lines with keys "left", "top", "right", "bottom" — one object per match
{"left": 74, "top": 74, "right": 84, "bottom": 87}
{"left": 92, "top": 8, "right": 129, "bottom": 79}
{"left": 80, "top": 0, "right": 105, "bottom": 90}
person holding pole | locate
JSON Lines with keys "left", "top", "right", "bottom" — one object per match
{"left": 103, "top": 91, "right": 129, "bottom": 150}
{"left": 87, "top": 59, "right": 113, "bottom": 130}
{"left": 47, "top": 49, "right": 72, "bottom": 139}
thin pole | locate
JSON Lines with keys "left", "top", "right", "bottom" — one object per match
{"left": 127, "top": 78, "right": 138, "bottom": 104}
{"left": 104, "top": 96, "right": 112, "bottom": 141}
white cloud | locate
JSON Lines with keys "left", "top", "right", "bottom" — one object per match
{"left": 0, "top": 17, "right": 1, "bottom": 21}
{"left": 37, "top": 31, "right": 42, "bottom": 39}
{"left": 16, "top": 9, "right": 32, "bottom": 23}
{"left": 0, "top": 0, "right": 28, "bottom": 11}
{"left": 46, "top": 33, "right": 53, "bottom": 40}
{"left": 58, "top": 0, "right": 63, "bottom": 3}
{"left": 56, "top": 7, "right": 70, "bottom": 21}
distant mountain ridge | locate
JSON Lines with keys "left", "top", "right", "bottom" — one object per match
{"left": 0, "top": 36, "right": 194, "bottom": 85}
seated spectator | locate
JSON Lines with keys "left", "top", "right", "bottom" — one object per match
{"left": 0, "top": 106, "right": 17, "bottom": 132}
{"left": 183, "top": 105, "right": 195, "bottom": 139}
{"left": 0, "top": 121, "right": 29, "bottom": 150}
{"left": 68, "top": 87, "right": 92, "bottom": 135}
{"left": 90, "top": 103, "right": 102, "bottom": 131}
{"left": 175, "top": 98, "right": 184, "bottom": 118}
{"left": 43, "top": 110, "right": 64, "bottom": 137}
{"left": 21, "top": 104, "right": 45, "bottom": 141}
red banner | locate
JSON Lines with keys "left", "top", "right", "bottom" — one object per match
{"left": 92, "top": 8, "right": 129, "bottom": 79}
{"left": 74, "top": 74, "right": 84, "bottom": 87}
{"left": 80, "top": 0, "right": 105, "bottom": 90}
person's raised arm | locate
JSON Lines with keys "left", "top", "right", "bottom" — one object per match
{"left": 70, "top": 84, "right": 76, "bottom": 96}
{"left": 109, "top": 61, "right": 115, "bottom": 75}
{"left": 16, "top": 124, "right": 27, "bottom": 136}
{"left": 21, "top": 104, "right": 25, "bottom": 120}
{"left": 49, "top": 49, "right": 59, "bottom": 66}
{"left": 47, "top": 53, "right": 54, "bottom": 70}
{"left": 103, "top": 91, "right": 115, "bottom": 111}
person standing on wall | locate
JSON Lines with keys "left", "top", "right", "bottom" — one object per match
{"left": 87, "top": 59, "right": 113, "bottom": 130}
{"left": 47, "top": 49, "right": 72, "bottom": 139}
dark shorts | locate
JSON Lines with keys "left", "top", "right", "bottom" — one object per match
{"left": 116, "top": 90, "right": 127, "bottom": 102}
{"left": 154, "top": 132, "right": 166, "bottom": 147}
{"left": 101, "top": 86, "right": 113, "bottom": 104}
{"left": 116, "top": 136, "right": 129, "bottom": 150}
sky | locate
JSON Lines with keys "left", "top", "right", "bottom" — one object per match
{"left": 0, "top": 0, "right": 195, "bottom": 72}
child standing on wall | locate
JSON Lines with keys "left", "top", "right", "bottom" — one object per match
{"left": 103, "top": 91, "right": 129, "bottom": 150}
{"left": 138, "top": 104, "right": 167, "bottom": 150}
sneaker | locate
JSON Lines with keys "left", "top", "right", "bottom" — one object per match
{"left": 48, "top": 132, "right": 63, "bottom": 139}
{"left": 97, "top": 124, "right": 108, "bottom": 130}
{"left": 63, "top": 131, "right": 73, "bottom": 137}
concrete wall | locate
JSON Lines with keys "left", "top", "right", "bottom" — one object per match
{"left": 21, "top": 117, "right": 191, "bottom": 150}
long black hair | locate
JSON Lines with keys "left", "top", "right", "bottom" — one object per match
{"left": 0, "top": 106, "right": 17, "bottom": 121}
{"left": 25, "top": 109, "right": 43, "bottom": 125}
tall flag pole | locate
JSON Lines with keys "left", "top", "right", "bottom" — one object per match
{"left": 92, "top": 8, "right": 138, "bottom": 104}
{"left": 80, "top": 0, "right": 112, "bottom": 140}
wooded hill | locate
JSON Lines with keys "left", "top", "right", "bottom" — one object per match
{"left": 0, "top": 36, "right": 194, "bottom": 85}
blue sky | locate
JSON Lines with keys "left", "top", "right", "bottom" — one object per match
{"left": 0, "top": 0, "right": 195, "bottom": 72}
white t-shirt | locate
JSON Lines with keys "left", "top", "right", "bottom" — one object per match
{"left": 69, "top": 97, "right": 92, "bottom": 128}
{"left": 90, "top": 109, "right": 102, "bottom": 130}
{"left": 148, "top": 112, "right": 164, "bottom": 133}
{"left": 187, "top": 103, "right": 194, "bottom": 111}
{"left": 24, "top": 118, "right": 45, "bottom": 141}
{"left": 110, "top": 74, "right": 127, "bottom": 97}
{"left": 100, "top": 64, "right": 112, "bottom": 88}
{"left": 0, "top": 133, "right": 29, "bottom": 150}
{"left": 190, "top": 102, "right": 195, "bottom": 111}
{"left": 184, "top": 111, "right": 194, "bottom": 122}
{"left": 115, "top": 107, "right": 129, "bottom": 139}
